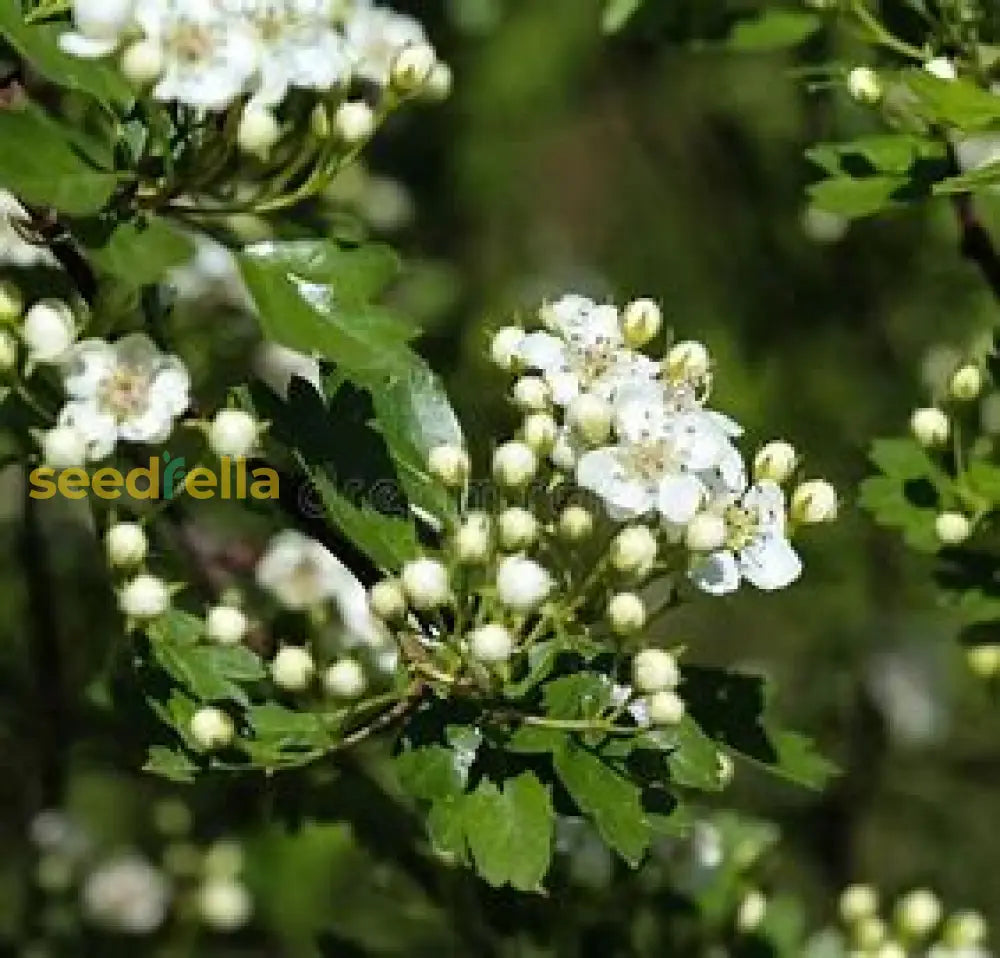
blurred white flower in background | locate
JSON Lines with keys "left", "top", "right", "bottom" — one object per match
{"left": 81, "top": 855, "right": 171, "bottom": 935}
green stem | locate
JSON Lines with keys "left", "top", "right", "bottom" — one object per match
{"left": 850, "top": 0, "right": 926, "bottom": 61}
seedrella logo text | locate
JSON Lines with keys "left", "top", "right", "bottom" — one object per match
{"left": 29, "top": 455, "right": 280, "bottom": 501}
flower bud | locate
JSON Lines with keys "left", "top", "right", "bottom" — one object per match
{"left": 428, "top": 444, "right": 470, "bottom": 487}
{"left": 950, "top": 364, "right": 984, "bottom": 401}
{"left": 496, "top": 556, "right": 553, "bottom": 612}
{"left": 559, "top": 505, "right": 593, "bottom": 541}
{"left": 453, "top": 512, "right": 492, "bottom": 564}
{"left": 611, "top": 525, "right": 658, "bottom": 575}
{"left": 935, "top": 511, "right": 971, "bottom": 545}
{"left": 0, "top": 329, "right": 17, "bottom": 370}
{"left": 208, "top": 409, "right": 259, "bottom": 459}
{"left": 271, "top": 646, "right": 315, "bottom": 692}
{"left": 324, "top": 658, "right": 367, "bottom": 699}
{"left": 401, "top": 557, "right": 450, "bottom": 608}
{"left": 790, "top": 480, "right": 838, "bottom": 524}
{"left": 666, "top": 340, "right": 710, "bottom": 382}
{"left": 522, "top": 412, "right": 557, "bottom": 453}
{"left": 925, "top": 56, "right": 957, "bottom": 80}
{"left": 198, "top": 877, "right": 252, "bottom": 932}
{"left": 206, "top": 605, "right": 248, "bottom": 646}
{"left": 237, "top": 106, "right": 280, "bottom": 158}
{"left": 391, "top": 42, "right": 437, "bottom": 93}
{"left": 685, "top": 513, "right": 727, "bottom": 552}
{"left": 608, "top": 592, "right": 646, "bottom": 636}
{"left": 121, "top": 39, "right": 163, "bottom": 85}
{"left": 632, "top": 648, "right": 679, "bottom": 693}
{"left": 942, "top": 910, "right": 987, "bottom": 948}
{"left": 334, "top": 101, "right": 376, "bottom": 144}
{"left": 23, "top": 300, "right": 75, "bottom": 363}
{"left": 622, "top": 298, "right": 662, "bottom": 348}
{"left": 847, "top": 66, "right": 882, "bottom": 103}
{"left": 856, "top": 916, "right": 887, "bottom": 949}
{"left": 369, "top": 578, "right": 407, "bottom": 621}
{"left": 840, "top": 884, "right": 879, "bottom": 924}
{"left": 490, "top": 326, "right": 525, "bottom": 370}
{"left": 424, "top": 61, "right": 452, "bottom": 101}
{"left": 909, "top": 407, "right": 949, "bottom": 447}
{"left": 41, "top": 424, "right": 87, "bottom": 468}
{"left": 0, "top": 280, "right": 23, "bottom": 322}
{"left": 512, "top": 376, "right": 550, "bottom": 412}
{"left": 499, "top": 507, "right": 538, "bottom": 551}
{"left": 106, "top": 521, "right": 148, "bottom": 568}
{"left": 493, "top": 441, "right": 537, "bottom": 488}
{"left": 119, "top": 574, "right": 170, "bottom": 620}
{"left": 966, "top": 643, "right": 1000, "bottom": 678}
{"left": 469, "top": 623, "right": 514, "bottom": 663}
{"left": 647, "top": 690, "right": 685, "bottom": 726}
{"left": 568, "top": 393, "right": 612, "bottom": 446}
{"left": 736, "top": 890, "right": 767, "bottom": 933}
{"left": 189, "top": 707, "right": 234, "bottom": 751}
{"left": 753, "top": 441, "right": 798, "bottom": 484}
{"left": 550, "top": 432, "right": 578, "bottom": 471}
{"left": 894, "top": 888, "right": 941, "bottom": 939}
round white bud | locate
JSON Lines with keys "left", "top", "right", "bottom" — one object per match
{"left": 237, "top": 106, "right": 280, "bottom": 157}
{"left": 622, "top": 298, "right": 662, "bottom": 348}
{"left": 22, "top": 300, "right": 75, "bottom": 363}
{"left": 967, "top": 643, "right": 1000, "bottom": 678}
{"left": 736, "top": 890, "right": 767, "bottom": 933}
{"left": 550, "top": 432, "right": 578, "bottom": 471}
{"left": 935, "top": 511, "right": 971, "bottom": 545}
{"left": 334, "top": 101, "right": 376, "bottom": 144}
{"left": 401, "top": 557, "right": 451, "bottom": 609}
{"left": 198, "top": 877, "right": 252, "bottom": 932}
{"left": 611, "top": 525, "right": 658, "bottom": 575}
{"left": 120, "top": 39, "right": 164, "bottom": 86}
{"left": 391, "top": 42, "right": 437, "bottom": 93}
{"left": 427, "top": 444, "right": 470, "bottom": 487}
{"left": 490, "top": 326, "right": 525, "bottom": 370}
{"left": 647, "top": 690, "right": 686, "bottom": 726}
{"left": 559, "top": 505, "right": 593, "bottom": 541}
{"left": 608, "top": 592, "right": 646, "bottom": 636}
{"left": 568, "top": 393, "right": 612, "bottom": 446}
{"left": 847, "top": 65, "right": 882, "bottom": 103}
{"left": 189, "top": 707, "right": 234, "bottom": 751}
{"left": 271, "top": 646, "right": 315, "bottom": 692}
{"left": 925, "top": 56, "right": 957, "bottom": 81}
{"left": 753, "top": 441, "right": 798, "bottom": 484}
{"left": 493, "top": 441, "right": 537, "bottom": 488}
{"left": 512, "top": 376, "right": 551, "bottom": 412}
{"left": 840, "top": 884, "right": 879, "bottom": 924}
{"left": 790, "top": 480, "right": 838, "bottom": 524}
{"left": 424, "top": 61, "right": 453, "bottom": 101}
{"left": 909, "top": 407, "right": 949, "bottom": 447}
{"left": 685, "top": 513, "right": 727, "bottom": 553}
{"left": 369, "top": 578, "right": 407, "bottom": 621}
{"left": 469, "top": 624, "right": 514, "bottom": 664}
{"left": 0, "top": 280, "right": 23, "bottom": 322}
{"left": 950, "top": 364, "right": 984, "bottom": 401}
{"left": 894, "top": 888, "right": 942, "bottom": 939}
{"left": 0, "top": 329, "right": 17, "bottom": 370}
{"left": 856, "top": 916, "right": 888, "bottom": 949}
{"left": 942, "top": 910, "right": 987, "bottom": 948}
{"left": 106, "top": 522, "right": 148, "bottom": 568}
{"left": 206, "top": 605, "right": 248, "bottom": 646}
{"left": 208, "top": 409, "right": 258, "bottom": 459}
{"left": 495, "top": 556, "right": 553, "bottom": 613}
{"left": 119, "top": 574, "right": 170, "bottom": 620}
{"left": 632, "top": 648, "right": 680, "bottom": 693}
{"left": 522, "top": 412, "right": 557, "bottom": 453}
{"left": 499, "top": 507, "right": 538, "bottom": 551}
{"left": 666, "top": 340, "right": 710, "bottom": 382}
{"left": 324, "top": 658, "right": 367, "bottom": 699}
{"left": 41, "top": 424, "right": 87, "bottom": 469}
{"left": 453, "top": 513, "right": 492, "bottom": 564}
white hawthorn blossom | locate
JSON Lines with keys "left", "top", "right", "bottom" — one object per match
{"left": 81, "top": 855, "right": 171, "bottom": 935}
{"left": 60, "top": 0, "right": 135, "bottom": 59}
{"left": 59, "top": 334, "right": 191, "bottom": 460}
{"left": 343, "top": 2, "right": 429, "bottom": 86}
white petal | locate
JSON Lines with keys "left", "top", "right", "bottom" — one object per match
{"left": 63, "top": 340, "right": 115, "bottom": 399}
{"left": 148, "top": 362, "right": 191, "bottom": 417}
{"left": 690, "top": 551, "right": 741, "bottom": 596}
{"left": 518, "top": 332, "right": 568, "bottom": 374}
{"left": 59, "top": 401, "right": 117, "bottom": 460}
{"left": 739, "top": 534, "right": 802, "bottom": 591}
{"left": 657, "top": 472, "right": 703, "bottom": 524}
{"left": 58, "top": 33, "right": 119, "bottom": 58}
{"left": 743, "top": 481, "right": 787, "bottom": 534}
{"left": 547, "top": 370, "right": 581, "bottom": 406}
{"left": 577, "top": 449, "right": 653, "bottom": 517}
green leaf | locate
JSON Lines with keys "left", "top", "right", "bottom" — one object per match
{"left": 0, "top": 105, "right": 119, "bottom": 214}
{"left": 806, "top": 134, "right": 945, "bottom": 177}
{"left": 905, "top": 71, "right": 1000, "bottom": 130}
{"left": 82, "top": 215, "right": 195, "bottom": 287}
{"left": 542, "top": 673, "right": 611, "bottom": 720}
{"left": 143, "top": 745, "right": 198, "bottom": 784}
{"left": 246, "top": 703, "right": 329, "bottom": 752}
{"left": 148, "top": 628, "right": 264, "bottom": 707}
{"left": 933, "top": 159, "right": 1000, "bottom": 196}
{"left": 965, "top": 461, "right": 1000, "bottom": 503}
{"left": 147, "top": 610, "right": 204, "bottom": 646}
{"left": 462, "top": 773, "right": 554, "bottom": 892}
{"left": 554, "top": 741, "right": 649, "bottom": 866}
{"left": 727, "top": 11, "right": 820, "bottom": 51}
{"left": 807, "top": 175, "right": 908, "bottom": 219}
{"left": 395, "top": 746, "right": 468, "bottom": 802}
{"left": 0, "top": 8, "right": 133, "bottom": 102}
{"left": 602, "top": 0, "right": 644, "bottom": 33}
{"left": 647, "top": 718, "right": 727, "bottom": 792}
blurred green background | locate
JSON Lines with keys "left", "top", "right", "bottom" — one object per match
{"left": 2, "top": 0, "right": 1000, "bottom": 954}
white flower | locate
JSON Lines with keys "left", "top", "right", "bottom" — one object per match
{"left": 324, "top": 658, "right": 367, "bottom": 698}
{"left": 490, "top": 326, "right": 525, "bottom": 370}
{"left": 333, "top": 100, "right": 376, "bottom": 143}
{"left": 271, "top": 646, "right": 315, "bottom": 691}
{"left": 847, "top": 65, "right": 881, "bottom": 103}
{"left": 495, "top": 556, "right": 553, "bottom": 612}
{"left": 935, "top": 511, "right": 971, "bottom": 545}
{"left": 690, "top": 482, "right": 802, "bottom": 596}
{"left": 106, "top": 522, "right": 148, "bottom": 567}
{"left": 259, "top": 530, "right": 347, "bottom": 608}
{"left": 81, "top": 855, "right": 171, "bottom": 935}
{"left": 198, "top": 877, "right": 252, "bottom": 932}
{"left": 608, "top": 592, "right": 645, "bottom": 635}
{"left": 120, "top": 574, "right": 170, "bottom": 619}
{"left": 190, "top": 706, "right": 235, "bottom": 750}
{"left": 632, "top": 648, "right": 679, "bottom": 693}
{"left": 401, "top": 557, "right": 451, "bottom": 609}
{"left": 390, "top": 41, "right": 437, "bottom": 92}
{"left": 61, "top": 0, "right": 135, "bottom": 59}
{"left": 498, "top": 507, "right": 538, "bottom": 551}
{"left": 209, "top": 409, "right": 260, "bottom": 459}
{"left": 894, "top": 889, "right": 942, "bottom": 938}
{"left": 40, "top": 424, "right": 88, "bottom": 469}
{"left": 925, "top": 57, "right": 957, "bottom": 81}
{"left": 59, "top": 334, "right": 190, "bottom": 460}
{"left": 910, "top": 407, "right": 950, "bottom": 447}
{"left": 469, "top": 624, "right": 514, "bottom": 663}
{"left": 206, "top": 604, "right": 248, "bottom": 645}
{"left": 23, "top": 300, "right": 76, "bottom": 364}
{"left": 121, "top": 38, "right": 164, "bottom": 84}
{"left": 344, "top": 4, "right": 430, "bottom": 87}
